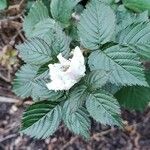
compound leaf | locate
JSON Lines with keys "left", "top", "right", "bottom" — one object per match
{"left": 86, "top": 90, "right": 122, "bottom": 126}
{"left": 23, "top": 1, "right": 49, "bottom": 37}
{"left": 51, "top": 0, "right": 81, "bottom": 26}
{"left": 88, "top": 45, "right": 148, "bottom": 86}
{"left": 63, "top": 100, "right": 91, "bottom": 138}
{"left": 84, "top": 70, "right": 110, "bottom": 90}
{"left": 115, "top": 70, "right": 150, "bottom": 111}
{"left": 117, "top": 22, "right": 150, "bottom": 59}
{"left": 13, "top": 64, "right": 63, "bottom": 101}
{"left": 78, "top": 1, "right": 116, "bottom": 49}
{"left": 21, "top": 101, "right": 62, "bottom": 139}
{"left": 17, "top": 38, "right": 52, "bottom": 65}
{"left": 28, "top": 18, "right": 71, "bottom": 57}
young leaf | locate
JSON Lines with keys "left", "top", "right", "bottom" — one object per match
{"left": 86, "top": 90, "right": 122, "bottom": 126}
{"left": 78, "top": 1, "right": 116, "bottom": 49}
{"left": 50, "top": 0, "right": 81, "bottom": 26}
{"left": 17, "top": 38, "right": 52, "bottom": 65}
{"left": 23, "top": 1, "right": 49, "bottom": 37}
{"left": 13, "top": 64, "right": 63, "bottom": 101}
{"left": 117, "top": 22, "right": 150, "bottom": 59}
{"left": 21, "top": 101, "right": 62, "bottom": 139}
{"left": 115, "top": 70, "right": 150, "bottom": 111}
{"left": 63, "top": 100, "right": 91, "bottom": 138}
{"left": 88, "top": 45, "right": 148, "bottom": 86}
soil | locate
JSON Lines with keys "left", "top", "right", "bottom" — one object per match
{"left": 0, "top": 0, "right": 150, "bottom": 150}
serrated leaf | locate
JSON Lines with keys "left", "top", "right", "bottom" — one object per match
{"left": 123, "top": 0, "right": 150, "bottom": 14}
{"left": 23, "top": 1, "right": 49, "bottom": 37}
{"left": 29, "top": 18, "right": 71, "bottom": 57}
{"left": 63, "top": 100, "right": 91, "bottom": 138}
{"left": 66, "top": 85, "right": 88, "bottom": 111}
{"left": 21, "top": 101, "right": 62, "bottom": 139}
{"left": 115, "top": 70, "right": 150, "bottom": 111}
{"left": 84, "top": 70, "right": 110, "bottom": 90}
{"left": 115, "top": 86, "right": 150, "bottom": 111}
{"left": 78, "top": 1, "right": 116, "bottom": 49}
{"left": 51, "top": 0, "right": 81, "bottom": 26}
{"left": 0, "top": 0, "right": 7, "bottom": 10}
{"left": 117, "top": 22, "right": 150, "bottom": 59}
{"left": 17, "top": 38, "right": 52, "bottom": 65}
{"left": 88, "top": 45, "right": 148, "bottom": 86}
{"left": 13, "top": 64, "right": 63, "bottom": 101}
{"left": 28, "top": 18, "right": 55, "bottom": 45}
{"left": 86, "top": 90, "right": 122, "bottom": 126}
{"left": 102, "top": 83, "right": 121, "bottom": 95}
{"left": 92, "top": 0, "right": 114, "bottom": 4}
{"left": 116, "top": 6, "right": 149, "bottom": 33}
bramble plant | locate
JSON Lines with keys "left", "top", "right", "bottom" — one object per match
{"left": 13, "top": 0, "right": 150, "bottom": 139}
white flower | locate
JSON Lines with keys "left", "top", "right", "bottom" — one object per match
{"left": 46, "top": 46, "right": 86, "bottom": 91}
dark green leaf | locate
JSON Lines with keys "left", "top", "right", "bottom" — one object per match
{"left": 23, "top": 1, "right": 49, "bottom": 37}
{"left": 13, "top": 64, "right": 63, "bottom": 101}
{"left": 84, "top": 70, "right": 110, "bottom": 90}
{"left": 17, "top": 38, "right": 52, "bottom": 65}
{"left": 78, "top": 1, "right": 116, "bottom": 49}
{"left": 123, "top": 0, "right": 150, "bottom": 15}
{"left": 115, "top": 70, "right": 150, "bottom": 111}
{"left": 21, "top": 101, "right": 62, "bottom": 139}
{"left": 116, "top": 6, "right": 149, "bottom": 33}
{"left": 51, "top": 0, "right": 81, "bottom": 26}
{"left": 86, "top": 90, "right": 122, "bottom": 126}
{"left": 88, "top": 45, "right": 148, "bottom": 86}
{"left": 63, "top": 100, "right": 91, "bottom": 138}
{"left": 66, "top": 85, "right": 88, "bottom": 110}
{"left": 29, "top": 18, "right": 71, "bottom": 57}
{"left": 117, "top": 22, "right": 150, "bottom": 59}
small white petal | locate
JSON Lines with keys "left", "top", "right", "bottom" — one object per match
{"left": 46, "top": 46, "right": 86, "bottom": 91}
{"left": 57, "top": 53, "right": 70, "bottom": 66}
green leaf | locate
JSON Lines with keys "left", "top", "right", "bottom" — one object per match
{"left": 117, "top": 22, "right": 150, "bottom": 59}
{"left": 27, "top": 18, "right": 55, "bottom": 45}
{"left": 50, "top": 0, "right": 81, "bottom": 26}
{"left": 88, "top": 45, "right": 148, "bottom": 86}
{"left": 66, "top": 85, "right": 88, "bottom": 110}
{"left": 23, "top": 1, "right": 49, "bottom": 37}
{"left": 17, "top": 38, "right": 52, "bottom": 65}
{"left": 115, "top": 86, "right": 150, "bottom": 111}
{"left": 28, "top": 18, "right": 71, "bottom": 57}
{"left": 63, "top": 100, "right": 91, "bottom": 138}
{"left": 0, "top": 0, "right": 7, "bottom": 10}
{"left": 115, "top": 70, "right": 150, "bottom": 111}
{"left": 116, "top": 6, "right": 149, "bottom": 33}
{"left": 102, "top": 83, "right": 121, "bottom": 95}
{"left": 92, "top": 0, "right": 115, "bottom": 4}
{"left": 78, "top": 1, "right": 116, "bottom": 49}
{"left": 123, "top": 0, "right": 150, "bottom": 15}
{"left": 21, "top": 101, "right": 62, "bottom": 139}
{"left": 86, "top": 90, "right": 122, "bottom": 126}
{"left": 13, "top": 64, "right": 63, "bottom": 101}
{"left": 84, "top": 70, "right": 110, "bottom": 90}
